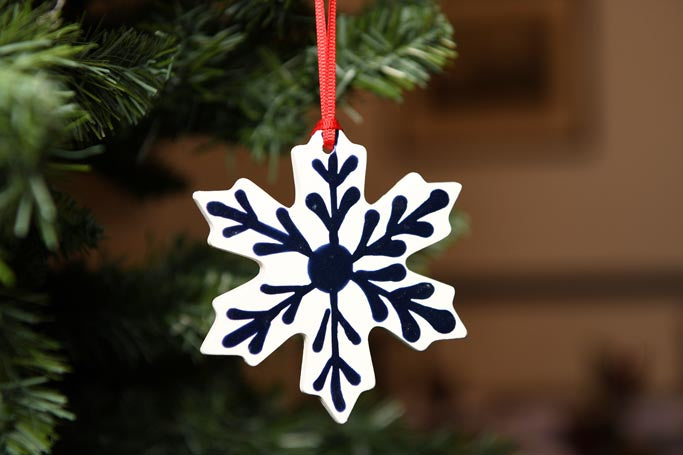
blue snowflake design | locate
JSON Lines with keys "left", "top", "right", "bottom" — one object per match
{"left": 194, "top": 132, "right": 465, "bottom": 423}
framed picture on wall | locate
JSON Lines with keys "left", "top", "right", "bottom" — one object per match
{"left": 400, "top": 0, "right": 595, "bottom": 143}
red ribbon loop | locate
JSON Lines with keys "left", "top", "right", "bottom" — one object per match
{"left": 312, "top": 0, "right": 340, "bottom": 151}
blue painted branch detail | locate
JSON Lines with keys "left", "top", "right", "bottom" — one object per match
{"left": 207, "top": 190, "right": 312, "bottom": 256}
{"left": 222, "top": 284, "right": 314, "bottom": 353}
{"left": 352, "top": 273, "right": 456, "bottom": 341}
{"left": 305, "top": 152, "right": 362, "bottom": 411}
{"left": 194, "top": 132, "right": 464, "bottom": 422}
{"left": 312, "top": 292, "right": 361, "bottom": 412}
{"left": 307, "top": 152, "right": 359, "bottom": 243}
{"left": 353, "top": 189, "right": 450, "bottom": 259}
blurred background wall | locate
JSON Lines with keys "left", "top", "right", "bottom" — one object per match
{"left": 67, "top": 0, "right": 682, "bottom": 452}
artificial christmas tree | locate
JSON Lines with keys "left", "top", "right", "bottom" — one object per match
{"left": 0, "top": 1, "right": 513, "bottom": 453}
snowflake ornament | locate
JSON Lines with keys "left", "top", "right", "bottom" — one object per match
{"left": 194, "top": 131, "right": 466, "bottom": 423}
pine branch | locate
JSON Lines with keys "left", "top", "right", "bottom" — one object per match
{"left": 225, "top": 0, "right": 311, "bottom": 34}
{"left": 48, "top": 239, "right": 256, "bottom": 368}
{"left": 0, "top": 1, "right": 81, "bottom": 54}
{"left": 0, "top": 68, "right": 77, "bottom": 250}
{"left": 49, "top": 192, "right": 102, "bottom": 257}
{"left": 172, "top": 0, "right": 456, "bottom": 160}
{"left": 67, "top": 27, "right": 177, "bottom": 144}
{"left": 0, "top": 192, "right": 99, "bottom": 455}
{"left": 141, "top": 1, "right": 246, "bottom": 100}
{"left": 338, "top": 0, "right": 456, "bottom": 100}
{"left": 107, "top": 0, "right": 455, "bottom": 162}
{"left": 0, "top": 13, "right": 78, "bottom": 453}
{"left": 0, "top": 1, "right": 177, "bottom": 145}
{"left": 0, "top": 1, "right": 175, "bottom": 248}
{"left": 0, "top": 294, "right": 73, "bottom": 455}
{"left": 0, "top": 1, "right": 81, "bottom": 250}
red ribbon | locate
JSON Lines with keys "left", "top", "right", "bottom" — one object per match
{"left": 312, "top": 0, "right": 340, "bottom": 151}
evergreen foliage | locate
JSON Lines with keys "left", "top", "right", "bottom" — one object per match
{"left": 0, "top": 296, "right": 73, "bottom": 455}
{"left": 0, "top": 1, "right": 509, "bottom": 454}
{"left": 69, "top": 27, "right": 176, "bottom": 143}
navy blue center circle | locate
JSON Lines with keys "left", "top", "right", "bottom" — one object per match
{"left": 308, "top": 243, "right": 353, "bottom": 293}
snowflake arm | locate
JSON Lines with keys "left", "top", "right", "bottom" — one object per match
{"left": 311, "top": 293, "right": 361, "bottom": 410}
{"left": 305, "top": 152, "right": 360, "bottom": 244}
{"left": 194, "top": 179, "right": 312, "bottom": 261}
{"left": 206, "top": 190, "right": 311, "bottom": 256}
{"left": 300, "top": 288, "right": 376, "bottom": 423}
{"left": 200, "top": 274, "right": 311, "bottom": 365}
{"left": 353, "top": 184, "right": 453, "bottom": 260}
{"left": 299, "top": 146, "right": 370, "bottom": 418}
{"left": 222, "top": 283, "right": 314, "bottom": 355}
{"left": 352, "top": 271, "right": 458, "bottom": 343}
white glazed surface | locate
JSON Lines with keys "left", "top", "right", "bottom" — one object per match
{"left": 194, "top": 131, "right": 466, "bottom": 423}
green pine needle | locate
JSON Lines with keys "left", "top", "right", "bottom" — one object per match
{"left": 0, "top": 296, "right": 74, "bottom": 455}
{"left": 68, "top": 27, "right": 177, "bottom": 143}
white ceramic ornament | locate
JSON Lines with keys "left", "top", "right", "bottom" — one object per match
{"left": 194, "top": 131, "right": 466, "bottom": 423}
